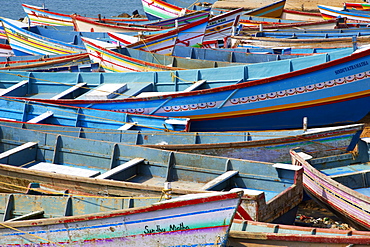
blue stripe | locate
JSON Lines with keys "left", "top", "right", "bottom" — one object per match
{"left": 3, "top": 206, "right": 235, "bottom": 237}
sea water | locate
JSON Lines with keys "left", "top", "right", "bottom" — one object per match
{"left": 3, "top": 0, "right": 216, "bottom": 20}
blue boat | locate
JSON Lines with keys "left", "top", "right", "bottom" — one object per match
{"left": 0, "top": 119, "right": 363, "bottom": 163}
{"left": 0, "top": 97, "right": 189, "bottom": 132}
{"left": 0, "top": 190, "right": 242, "bottom": 246}
{"left": 0, "top": 124, "right": 304, "bottom": 224}
{"left": 6, "top": 45, "right": 369, "bottom": 131}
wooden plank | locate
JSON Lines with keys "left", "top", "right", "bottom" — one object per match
{"left": 96, "top": 158, "right": 144, "bottom": 179}
{"left": 0, "top": 142, "right": 37, "bottom": 160}
{"left": 27, "top": 111, "right": 53, "bottom": 123}
{"left": 201, "top": 170, "right": 239, "bottom": 190}
{"left": 29, "top": 162, "right": 101, "bottom": 177}
{"left": 165, "top": 119, "right": 189, "bottom": 125}
{"left": 0, "top": 80, "right": 28, "bottom": 96}
{"left": 83, "top": 83, "right": 127, "bottom": 100}
{"left": 50, "top": 82, "right": 87, "bottom": 99}
{"left": 183, "top": 80, "right": 206, "bottom": 92}
{"left": 118, "top": 122, "right": 137, "bottom": 130}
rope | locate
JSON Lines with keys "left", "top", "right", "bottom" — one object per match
{"left": 0, "top": 180, "right": 162, "bottom": 199}
{"left": 0, "top": 222, "right": 65, "bottom": 247}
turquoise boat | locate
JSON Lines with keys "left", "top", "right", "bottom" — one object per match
{"left": 0, "top": 124, "right": 303, "bottom": 224}
{"left": 0, "top": 119, "right": 363, "bottom": 163}
{"left": 6, "top": 45, "right": 370, "bottom": 131}
{"left": 0, "top": 191, "right": 242, "bottom": 246}
{"left": 0, "top": 97, "right": 189, "bottom": 132}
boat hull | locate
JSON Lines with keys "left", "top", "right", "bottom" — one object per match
{"left": 0, "top": 191, "right": 242, "bottom": 246}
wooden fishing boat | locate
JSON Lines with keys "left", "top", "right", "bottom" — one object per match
{"left": 170, "top": 44, "right": 305, "bottom": 61}
{"left": 0, "top": 119, "right": 362, "bottom": 164}
{"left": 247, "top": 29, "right": 370, "bottom": 39}
{"left": 203, "top": 7, "right": 243, "bottom": 42}
{"left": 229, "top": 218, "right": 370, "bottom": 246}
{"left": 18, "top": 45, "right": 370, "bottom": 131}
{"left": 82, "top": 37, "right": 245, "bottom": 72}
{"left": 144, "top": 123, "right": 364, "bottom": 163}
{"left": 5, "top": 182, "right": 370, "bottom": 246}
{"left": 107, "top": 16, "right": 212, "bottom": 55}
{"left": 0, "top": 191, "right": 242, "bottom": 246}
{"left": 108, "top": 34, "right": 305, "bottom": 60}
{"left": 0, "top": 124, "right": 304, "bottom": 224}
{"left": 0, "top": 17, "right": 110, "bottom": 56}
{"left": 71, "top": 14, "right": 169, "bottom": 33}
{"left": 0, "top": 97, "right": 189, "bottom": 132}
{"left": 141, "top": 0, "right": 285, "bottom": 20}
{"left": 230, "top": 34, "right": 370, "bottom": 48}
{"left": 107, "top": 8, "right": 243, "bottom": 51}
{"left": 318, "top": 5, "right": 370, "bottom": 23}
{"left": 22, "top": 3, "right": 148, "bottom": 27}
{"left": 0, "top": 53, "right": 94, "bottom": 71}
{"left": 290, "top": 139, "right": 370, "bottom": 230}
{"left": 22, "top": 3, "right": 74, "bottom": 26}
{"left": 240, "top": 18, "right": 339, "bottom": 30}
{"left": 71, "top": 8, "right": 211, "bottom": 32}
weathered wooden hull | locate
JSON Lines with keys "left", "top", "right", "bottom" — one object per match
{"left": 0, "top": 124, "right": 303, "bottom": 223}
{"left": 290, "top": 145, "right": 370, "bottom": 230}
{"left": 0, "top": 120, "right": 362, "bottom": 155}
{"left": 144, "top": 124, "right": 364, "bottom": 163}
{"left": 229, "top": 219, "right": 370, "bottom": 246}
{"left": 0, "top": 191, "right": 242, "bottom": 246}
